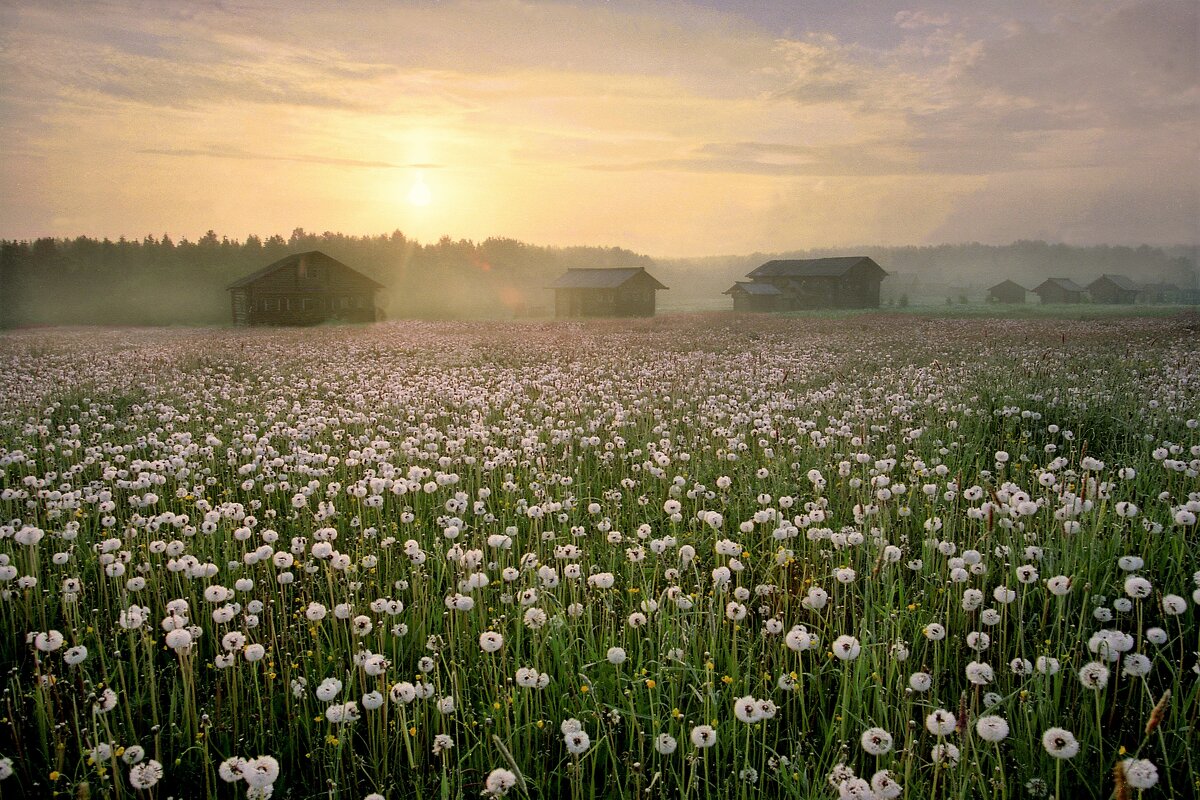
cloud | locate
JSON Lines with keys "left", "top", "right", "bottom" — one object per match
{"left": 0, "top": 0, "right": 1195, "bottom": 252}
{"left": 137, "top": 146, "right": 441, "bottom": 170}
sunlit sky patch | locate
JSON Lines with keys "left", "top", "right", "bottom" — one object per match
{"left": 0, "top": 0, "right": 1195, "bottom": 255}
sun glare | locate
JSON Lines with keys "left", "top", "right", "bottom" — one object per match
{"left": 408, "top": 174, "right": 432, "bottom": 207}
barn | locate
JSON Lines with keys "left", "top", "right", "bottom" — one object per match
{"left": 1087, "top": 274, "right": 1141, "bottom": 305}
{"left": 1032, "top": 278, "right": 1087, "bottom": 304}
{"left": 722, "top": 281, "right": 783, "bottom": 312}
{"left": 725, "top": 257, "right": 886, "bottom": 311}
{"left": 986, "top": 280, "right": 1027, "bottom": 304}
{"left": 549, "top": 267, "right": 667, "bottom": 317}
{"left": 227, "top": 251, "right": 384, "bottom": 326}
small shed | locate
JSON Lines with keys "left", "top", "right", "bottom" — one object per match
{"left": 986, "top": 280, "right": 1027, "bottom": 304}
{"left": 727, "top": 256, "right": 886, "bottom": 310}
{"left": 227, "top": 251, "right": 384, "bottom": 326}
{"left": 549, "top": 267, "right": 667, "bottom": 317}
{"left": 723, "top": 281, "right": 783, "bottom": 312}
{"left": 1032, "top": 277, "right": 1088, "bottom": 304}
{"left": 1087, "top": 274, "right": 1141, "bottom": 305}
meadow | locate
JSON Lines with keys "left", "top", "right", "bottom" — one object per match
{"left": 0, "top": 312, "right": 1196, "bottom": 799}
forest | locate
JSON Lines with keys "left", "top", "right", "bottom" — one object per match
{"left": 0, "top": 230, "right": 1195, "bottom": 325}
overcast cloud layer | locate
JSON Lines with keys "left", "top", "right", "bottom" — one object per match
{"left": 0, "top": 0, "right": 1195, "bottom": 255}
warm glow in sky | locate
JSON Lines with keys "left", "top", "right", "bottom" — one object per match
{"left": 0, "top": 0, "right": 1196, "bottom": 256}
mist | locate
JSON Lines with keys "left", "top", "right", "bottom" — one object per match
{"left": 1, "top": 231, "right": 1196, "bottom": 326}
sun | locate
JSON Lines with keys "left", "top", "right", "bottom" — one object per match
{"left": 407, "top": 173, "right": 432, "bottom": 207}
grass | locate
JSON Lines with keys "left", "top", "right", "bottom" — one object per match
{"left": 0, "top": 314, "right": 1196, "bottom": 799}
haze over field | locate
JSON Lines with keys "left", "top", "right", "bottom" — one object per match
{"left": 1, "top": 0, "right": 1197, "bottom": 257}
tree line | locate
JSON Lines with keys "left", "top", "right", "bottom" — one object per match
{"left": 1, "top": 230, "right": 1194, "bottom": 326}
{"left": 0, "top": 229, "right": 652, "bottom": 326}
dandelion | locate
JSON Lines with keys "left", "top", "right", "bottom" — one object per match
{"left": 690, "top": 725, "right": 717, "bottom": 748}
{"left": 654, "top": 733, "right": 677, "bottom": 755}
{"left": 832, "top": 635, "right": 861, "bottom": 661}
{"left": 925, "top": 709, "right": 956, "bottom": 737}
{"left": 931, "top": 742, "right": 960, "bottom": 766}
{"left": 564, "top": 730, "right": 591, "bottom": 755}
{"left": 1042, "top": 728, "right": 1080, "bottom": 759}
{"left": 870, "top": 770, "right": 902, "bottom": 799}
{"left": 128, "top": 759, "right": 164, "bottom": 789}
{"left": 1078, "top": 661, "right": 1110, "bottom": 690}
{"left": 1120, "top": 758, "right": 1158, "bottom": 790}
{"left": 484, "top": 768, "right": 518, "bottom": 797}
{"left": 479, "top": 631, "right": 504, "bottom": 653}
{"left": 975, "top": 716, "right": 1009, "bottom": 742}
{"left": 860, "top": 727, "right": 893, "bottom": 755}
{"left": 733, "top": 695, "right": 761, "bottom": 724}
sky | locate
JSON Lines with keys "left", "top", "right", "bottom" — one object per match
{"left": 0, "top": 0, "right": 1196, "bottom": 257}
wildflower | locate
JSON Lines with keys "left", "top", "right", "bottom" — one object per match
{"left": 606, "top": 646, "right": 627, "bottom": 665}
{"left": 34, "top": 630, "right": 65, "bottom": 652}
{"left": 832, "top": 635, "right": 861, "bottom": 661}
{"left": 64, "top": 645, "right": 88, "bottom": 665}
{"left": 128, "top": 760, "right": 164, "bottom": 789}
{"left": 690, "top": 725, "right": 717, "bottom": 748}
{"left": 241, "top": 755, "right": 280, "bottom": 788}
{"left": 860, "top": 727, "right": 892, "bottom": 755}
{"left": 484, "top": 768, "right": 518, "bottom": 797}
{"left": 925, "top": 709, "right": 956, "bottom": 736}
{"left": 733, "top": 695, "right": 761, "bottom": 723}
{"left": 870, "top": 770, "right": 902, "bottom": 799}
{"left": 966, "top": 661, "right": 994, "bottom": 685}
{"left": 219, "top": 757, "right": 246, "bottom": 782}
{"left": 908, "top": 672, "right": 932, "bottom": 692}
{"left": 1042, "top": 728, "right": 1079, "bottom": 759}
{"left": 433, "top": 734, "right": 454, "bottom": 755}
{"left": 479, "top": 631, "right": 504, "bottom": 653}
{"left": 564, "top": 730, "right": 591, "bottom": 755}
{"left": 975, "top": 716, "right": 1009, "bottom": 742}
{"left": 931, "top": 742, "right": 960, "bottom": 766}
{"left": 654, "top": 733, "right": 677, "bottom": 754}
{"left": 1078, "top": 661, "right": 1110, "bottom": 690}
{"left": 1120, "top": 758, "right": 1158, "bottom": 790}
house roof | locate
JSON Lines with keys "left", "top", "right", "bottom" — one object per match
{"left": 548, "top": 267, "right": 667, "bottom": 290}
{"left": 747, "top": 256, "right": 885, "bottom": 279}
{"left": 723, "top": 281, "right": 782, "bottom": 296}
{"left": 1090, "top": 274, "right": 1141, "bottom": 292}
{"left": 226, "top": 251, "right": 385, "bottom": 290}
{"left": 1034, "top": 277, "right": 1087, "bottom": 294}
{"left": 987, "top": 280, "right": 1026, "bottom": 293}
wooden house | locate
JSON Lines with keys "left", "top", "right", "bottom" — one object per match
{"left": 227, "top": 251, "right": 384, "bottom": 326}
{"left": 1032, "top": 277, "right": 1087, "bottom": 304}
{"left": 1087, "top": 274, "right": 1141, "bottom": 304}
{"left": 986, "top": 280, "right": 1027, "bottom": 304}
{"left": 725, "top": 257, "right": 886, "bottom": 311}
{"left": 549, "top": 267, "right": 667, "bottom": 317}
{"left": 723, "top": 281, "right": 783, "bottom": 312}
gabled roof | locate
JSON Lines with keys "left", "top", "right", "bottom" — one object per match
{"left": 723, "top": 281, "right": 782, "bottom": 296}
{"left": 226, "top": 251, "right": 385, "bottom": 290}
{"left": 548, "top": 267, "right": 667, "bottom": 290}
{"left": 747, "top": 256, "right": 885, "bottom": 279}
{"left": 987, "top": 279, "right": 1027, "bottom": 293}
{"left": 1090, "top": 274, "right": 1141, "bottom": 292}
{"left": 1033, "top": 277, "right": 1087, "bottom": 293}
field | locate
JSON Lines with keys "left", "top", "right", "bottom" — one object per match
{"left": 0, "top": 313, "right": 1197, "bottom": 799}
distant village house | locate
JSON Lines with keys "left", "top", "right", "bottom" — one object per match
{"left": 227, "top": 251, "right": 384, "bottom": 326}
{"left": 1032, "top": 278, "right": 1087, "bottom": 304}
{"left": 1087, "top": 274, "right": 1141, "bottom": 305}
{"left": 549, "top": 267, "right": 667, "bottom": 317}
{"left": 986, "top": 280, "right": 1027, "bottom": 304}
{"left": 724, "top": 257, "right": 886, "bottom": 311}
